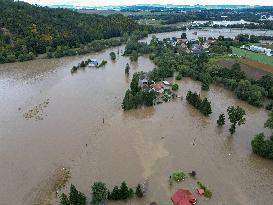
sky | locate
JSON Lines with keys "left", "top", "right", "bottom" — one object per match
{"left": 22, "top": 0, "right": 273, "bottom": 6}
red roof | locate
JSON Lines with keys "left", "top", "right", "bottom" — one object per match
{"left": 171, "top": 189, "right": 197, "bottom": 205}
{"left": 150, "top": 82, "right": 164, "bottom": 92}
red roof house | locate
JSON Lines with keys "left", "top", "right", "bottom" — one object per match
{"left": 171, "top": 189, "right": 197, "bottom": 205}
{"left": 150, "top": 82, "right": 165, "bottom": 93}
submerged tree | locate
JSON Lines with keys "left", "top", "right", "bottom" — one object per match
{"left": 91, "top": 182, "right": 108, "bottom": 205}
{"left": 110, "top": 52, "right": 116, "bottom": 60}
{"left": 59, "top": 184, "right": 86, "bottom": 205}
{"left": 217, "top": 113, "right": 225, "bottom": 127}
{"left": 110, "top": 186, "right": 120, "bottom": 200}
{"left": 264, "top": 112, "right": 273, "bottom": 133}
{"left": 119, "top": 182, "right": 130, "bottom": 200}
{"left": 227, "top": 106, "right": 246, "bottom": 135}
{"left": 135, "top": 184, "right": 144, "bottom": 198}
{"left": 125, "top": 63, "right": 130, "bottom": 74}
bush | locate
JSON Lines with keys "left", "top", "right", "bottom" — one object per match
{"left": 251, "top": 133, "right": 273, "bottom": 160}
{"left": 217, "top": 114, "right": 225, "bottom": 126}
{"left": 172, "top": 170, "right": 186, "bottom": 182}
{"left": 172, "top": 83, "right": 179, "bottom": 91}
{"left": 197, "top": 181, "right": 212, "bottom": 199}
{"left": 175, "top": 74, "right": 182, "bottom": 80}
{"left": 6, "top": 54, "right": 16, "bottom": 63}
{"left": 110, "top": 52, "right": 116, "bottom": 60}
{"left": 201, "top": 81, "right": 210, "bottom": 91}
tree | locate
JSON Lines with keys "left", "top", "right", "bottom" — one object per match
{"left": 119, "top": 182, "right": 129, "bottom": 200}
{"left": 251, "top": 133, "right": 273, "bottom": 160}
{"left": 91, "top": 182, "right": 108, "bottom": 205}
{"left": 130, "top": 73, "right": 141, "bottom": 94}
{"left": 142, "top": 90, "right": 156, "bottom": 106}
{"left": 125, "top": 63, "right": 130, "bottom": 74}
{"left": 227, "top": 106, "right": 246, "bottom": 135}
{"left": 110, "top": 52, "right": 116, "bottom": 60}
{"left": 69, "top": 184, "right": 86, "bottom": 205}
{"left": 130, "top": 50, "right": 138, "bottom": 61}
{"left": 264, "top": 112, "right": 273, "bottom": 133}
{"left": 172, "top": 83, "right": 179, "bottom": 91}
{"left": 217, "top": 113, "right": 225, "bottom": 127}
{"left": 60, "top": 193, "right": 70, "bottom": 205}
{"left": 135, "top": 184, "right": 144, "bottom": 198}
{"left": 110, "top": 186, "right": 120, "bottom": 200}
{"left": 199, "top": 98, "right": 212, "bottom": 116}
{"left": 201, "top": 81, "right": 209, "bottom": 91}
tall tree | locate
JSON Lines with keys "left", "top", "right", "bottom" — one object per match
{"left": 227, "top": 106, "right": 246, "bottom": 135}
{"left": 91, "top": 182, "right": 108, "bottom": 205}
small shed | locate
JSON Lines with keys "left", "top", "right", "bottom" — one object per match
{"left": 171, "top": 189, "right": 197, "bottom": 205}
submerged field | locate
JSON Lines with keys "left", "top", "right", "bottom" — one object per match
{"left": 0, "top": 31, "right": 273, "bottom": 205}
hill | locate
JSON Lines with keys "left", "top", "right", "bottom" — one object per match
{"left": 0, "top": 0, "right": 142, "bottom": 63}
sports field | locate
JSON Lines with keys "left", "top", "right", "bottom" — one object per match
{"left": 231, "top": 46, "right": 273, "bottom": 66}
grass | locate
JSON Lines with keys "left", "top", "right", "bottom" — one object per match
{"left": 231, "top": 46, "right": 273, "bottom": 66}
{"left": 209, "top": 54, "right": 236, "bottom": 63}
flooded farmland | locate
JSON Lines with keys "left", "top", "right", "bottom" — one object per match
{"left": 0, "top": 30, "right": 273, "bottom": 205}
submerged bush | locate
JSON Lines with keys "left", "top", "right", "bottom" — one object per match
{"left": 172, "top": 170, "right": 186, "bottom": 182}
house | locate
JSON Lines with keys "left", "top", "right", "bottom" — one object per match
{"left": 171, "top": 189, "right": 197, "bottom": 205}
{"left": 192, "top": 44, "right": 204, "bottom": 55}
{"left": 176, "top": 38, "right": 188, "bottom": 45}
{"left": 88, "top": 59, "right": 98, "bottom": 67}
{"left": 150, "top": 82, "right": 165, "bottom": 93}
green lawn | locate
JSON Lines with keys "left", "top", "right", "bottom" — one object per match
{"left": 231, "top": 46, "right": 273, "bottom": 66}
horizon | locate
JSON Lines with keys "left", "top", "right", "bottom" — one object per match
{"left": 22, "top": 1, "right": 273, "bottom": 7}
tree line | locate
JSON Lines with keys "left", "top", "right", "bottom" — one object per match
{"left": 60, "top": 181, "right": 144, "bottom": 205}
{"left": 186, "top": 91, "right": 212, "bottom": 116}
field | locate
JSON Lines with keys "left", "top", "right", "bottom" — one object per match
{"left": 231, "top": 46, "right": 273, "bottom": 66}
{"left": 216, "top": 58, "right": 272, "bottom": 79}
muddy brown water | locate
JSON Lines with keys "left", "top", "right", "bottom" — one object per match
{"left": 0, "top": 30, "right": 273, "bottom": 205}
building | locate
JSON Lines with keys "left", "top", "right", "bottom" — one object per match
{"left": 171, "top": 189, "right": 197, "bottom": 205}
{"left": 150, "top": 82, "right": 165, "bottom": 93}
{"left": 192, "top": 44, "right": 204, "bottom": 55}
{"left": 88, "top": 59, "right": 98, "bottom": 67}
{"left": 176, "top": 38, "right": 188, "bottom": 45}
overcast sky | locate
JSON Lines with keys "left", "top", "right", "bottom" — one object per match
{"left": 23, "top": 0, "right": 273, "bottom": 6}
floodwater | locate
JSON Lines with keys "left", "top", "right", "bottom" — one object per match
{"left": 141, "top": 28, "right": 273, "bottom": 42}
{"left": 0, "top": 30, "right": 273, "bottom": 205}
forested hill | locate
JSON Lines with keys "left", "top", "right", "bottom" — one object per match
{"left": 0, "top": 0, "right": 142, "bottom": 62}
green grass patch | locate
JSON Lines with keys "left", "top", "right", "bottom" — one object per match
{"left": 231, "top": 46, "right": 273, "bottom": 66}
{"left": 209, "top": 54, "right": 236, "bottom": 63}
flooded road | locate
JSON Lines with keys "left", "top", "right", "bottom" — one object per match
{"left": 0, "top": 30, "right": 273, "bottom": 205}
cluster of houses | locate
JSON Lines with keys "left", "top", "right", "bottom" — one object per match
{"left": 170, "top": 34, "right": 214, "bottom": 55}
{"left": 240, "top": 45, "right": 273, "bottom": 56}
{"left": 260, "top": 15, "right": 273, "bottom": 21}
